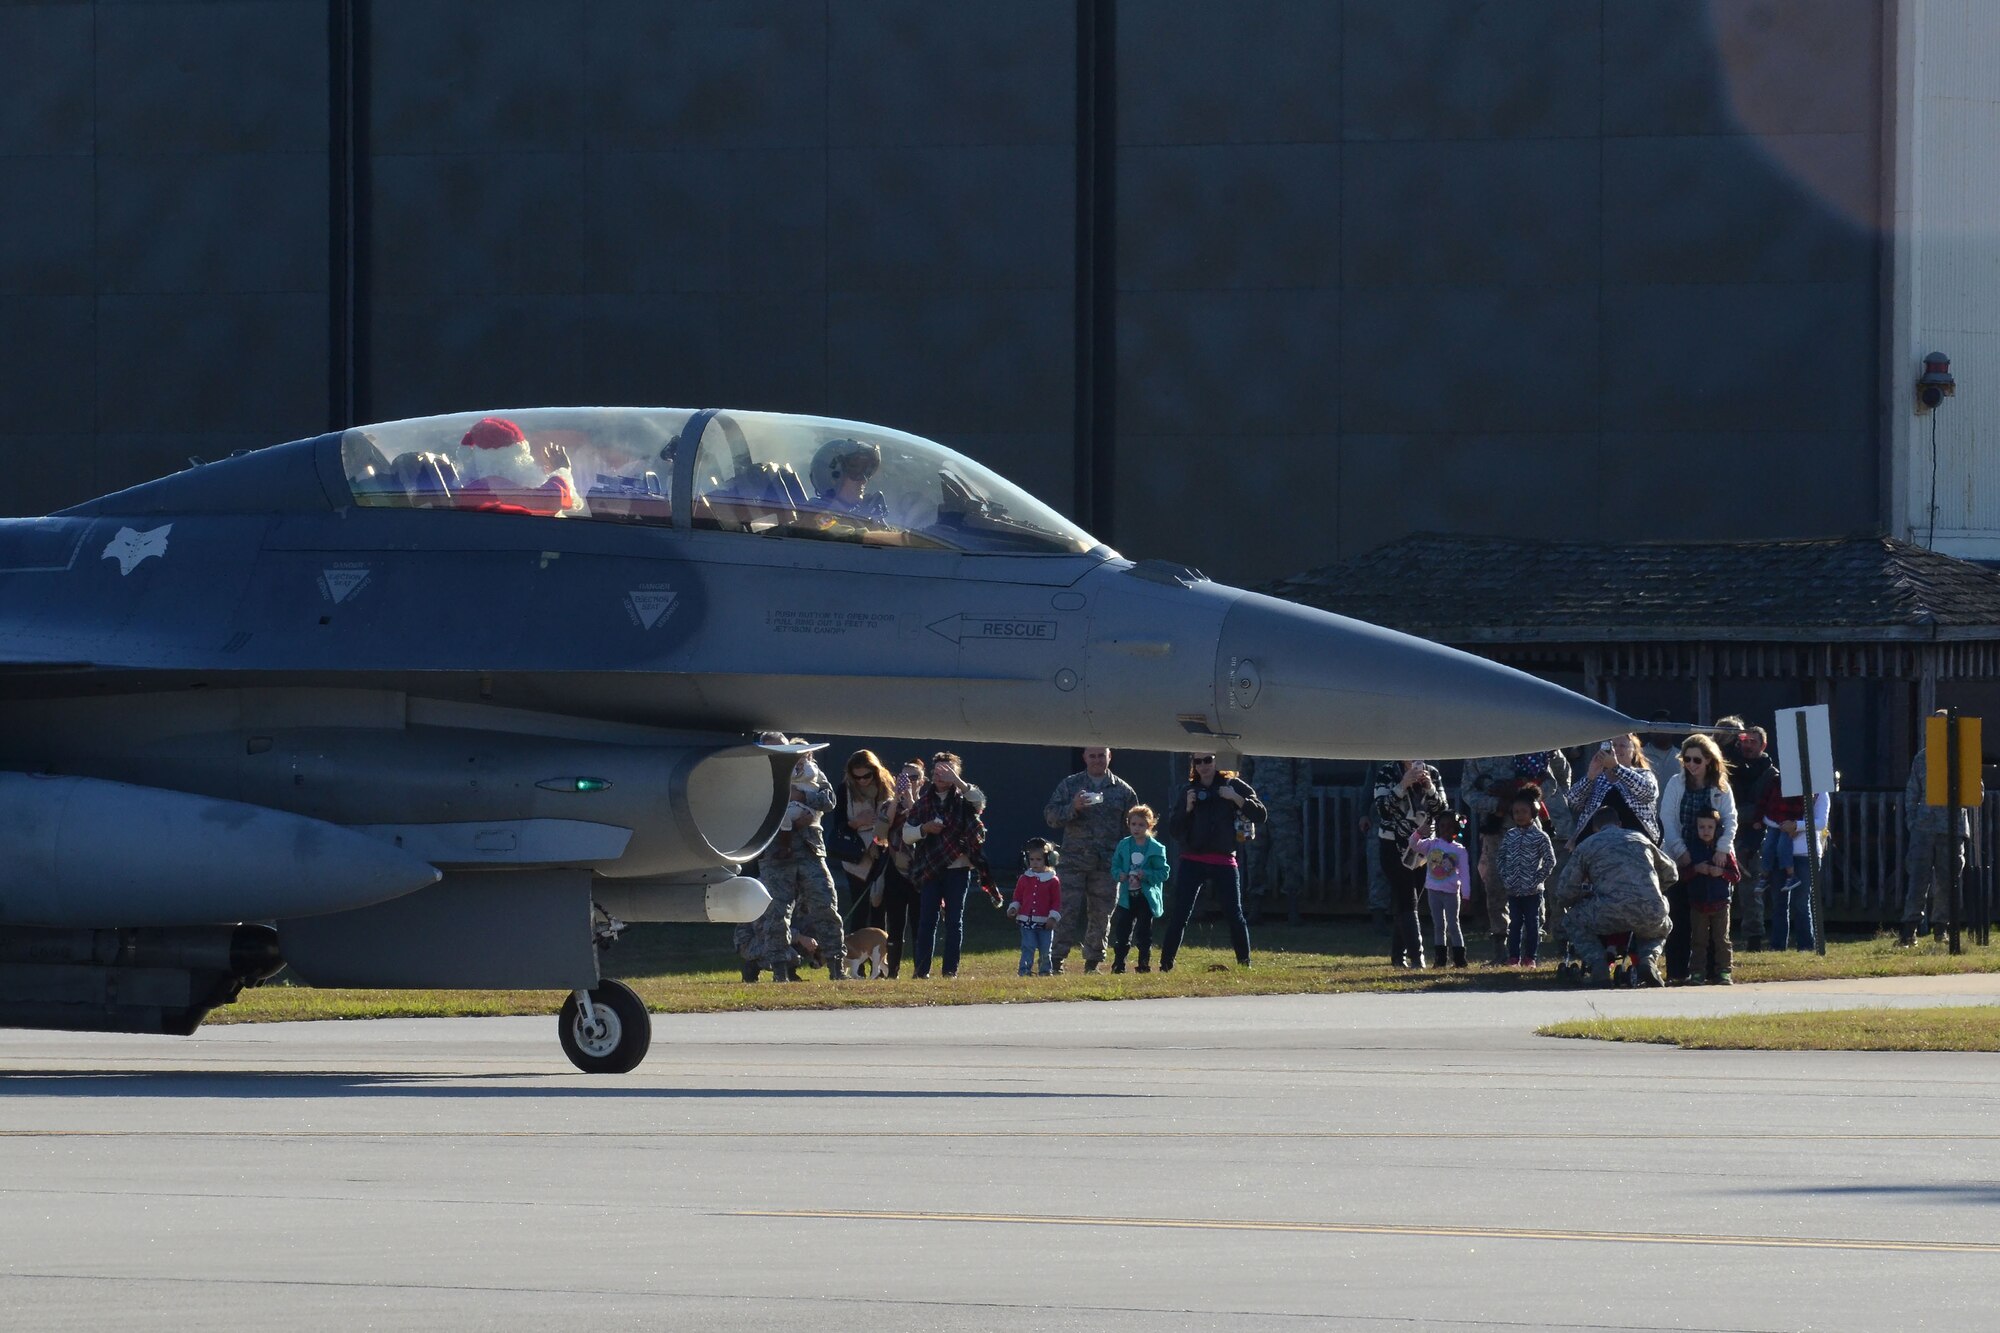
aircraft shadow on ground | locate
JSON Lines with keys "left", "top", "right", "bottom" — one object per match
{"left": 0, "top": 1071, "right": 1141, "bottom": 1100}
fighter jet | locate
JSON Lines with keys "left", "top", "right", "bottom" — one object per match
{"left": 0, "top": 407, "right": 1630, "bottom": 1070}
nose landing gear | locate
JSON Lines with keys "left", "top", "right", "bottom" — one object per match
{"left": 558, "top": 978, "right": 651, "bottom": 1073}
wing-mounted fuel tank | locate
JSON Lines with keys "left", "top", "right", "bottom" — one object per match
{"left": 0, "top": 692, "right": 800, "bottom": 880}
{"left": 0, "top": 773, "right": 441, "bottom": 927}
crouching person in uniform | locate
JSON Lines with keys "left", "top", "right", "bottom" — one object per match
{"left": 1551, "top": 806, "right": 1676, "bottom": 985}
{"left": 750, "top": 733, "right": 846, "bottom": 982}
{"left": 734, "top": 895, "right": 796, "bottom": 984}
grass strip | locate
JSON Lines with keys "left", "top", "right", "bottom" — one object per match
{"left": 210, "top": 921, "right": 2000, "bottom": 1025}
{"left": 1539, "top": 1004, "right": 2000, "bottom": 1052}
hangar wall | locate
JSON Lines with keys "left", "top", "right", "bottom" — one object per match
{"left": 1, "top": 0, "right": 1887, "bottom": 585}
{"left": 1, "top": 0, "right": 330, "bottom": 516}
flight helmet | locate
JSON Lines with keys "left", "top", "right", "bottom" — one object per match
{"left": 810, "top": 437, "right": 881, "bottom": 494}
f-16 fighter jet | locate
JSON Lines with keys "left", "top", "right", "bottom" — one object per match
{"left": 0, "top": 407, "right": 1629, "bottom": 1070}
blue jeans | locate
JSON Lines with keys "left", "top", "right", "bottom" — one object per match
{"left": 1761, "top": 827, "right": 1795, "bottom": 892}
{"left": 1160, "top": 858, "right": 1249, "bottom": 968}
{"left": 1507, "top": 894, "right": 1542, "bottom": 962}
{"left": 1768, "top": 858, "right": 1816, "bottom": 951}
{"left": 915, "top": 867, "right": 972, "bottom": 977}
{"left": 1018, "top": 922, "right": 1054, "bottom": 975}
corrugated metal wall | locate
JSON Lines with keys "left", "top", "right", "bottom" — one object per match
{"left": 1906, "top": 0, "right": 2000, "bottom": 554}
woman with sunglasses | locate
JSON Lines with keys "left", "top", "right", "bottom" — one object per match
{"left": 833, "top": 750, "right": 896, "bottom": 919}
{"left": 1159, "top": 754, "right": 1267, "bottom": 972}
{"left": 1657, "top": 733, "right": 1736, "bottom": 983}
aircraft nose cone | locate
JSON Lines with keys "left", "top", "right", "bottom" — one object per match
{"left": 1217, "top": 592, "right": 1632, "bottom": 759}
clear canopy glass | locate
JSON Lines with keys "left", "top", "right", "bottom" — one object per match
{"left": 341, "top": 407, "right": 1097, "bottom": 556}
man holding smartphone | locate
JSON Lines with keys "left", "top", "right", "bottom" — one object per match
{"left": 1042, "top": 746, "right": 1138, "bottom": 973}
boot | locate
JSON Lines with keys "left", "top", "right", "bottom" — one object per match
{"left": 1451, "top": 946, "right": 1468, "bottom": 969}
{"left": 739, "top": 962, "right": 759, "bottom": 983}
{"left": 1430, "top": 945, "right": 1448, "bottom": 969}
{"left": 1137, "top": 948, "right": 1152, "bottom": 973}
{"left": 1491, "top": 935, "right": 1508, "bottom": 965}
{"left": 1051, "top": 951, "right": 1068, "bottom": 975}
{"left": 828, "top": 960, "right": 847, "bottom": 981}
{"left": 1112, "top": 948, "right": 1128, "bottom": 974}
{"left": 1897, "top": 925, "right": 1917, "bottom": 947}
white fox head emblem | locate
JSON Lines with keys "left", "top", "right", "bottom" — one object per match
{"left": 102, "top": 525, "right": 173, "bottom": 576}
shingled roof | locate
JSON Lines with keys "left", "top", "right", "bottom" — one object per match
{"left": 1264, "top": 534, "right": 2000, "bottom": 643}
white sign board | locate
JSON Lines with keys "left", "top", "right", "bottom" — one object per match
{"left": 1776, "top": 704, "right": 1835, "bottom": 796}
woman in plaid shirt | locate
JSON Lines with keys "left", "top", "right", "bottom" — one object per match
{"left": 902, "top": 751, "right": 988, "bottom": 979}
{"left": 1566, "top": 733, "right": 1661, "bottom": 846}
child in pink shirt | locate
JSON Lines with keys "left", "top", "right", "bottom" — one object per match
{"left": 1008, "top": 838, "right": 1064, "bottom": 977}
{"left": 1408, "top": 811, "right": 1472, "bottom": 968}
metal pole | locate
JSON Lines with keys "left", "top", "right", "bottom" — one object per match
{"left": 1071, "top": 0, "right": 1117, "bottom": 543}
{"left": 1976, "top": 772, "right": 1991, "bottom": 948}
{"left": 1799, "top": 710, "right": 1826, "bottom": 956}
{"left": 1947, "top": 707, "right": 1964, "bottom": 955}
{"left": 1978, "top": 793, "right": 1989, "bottom": 947}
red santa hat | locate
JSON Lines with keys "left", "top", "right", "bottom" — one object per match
{"left": 460, "top": 417, "right": 527, "bottom": 450}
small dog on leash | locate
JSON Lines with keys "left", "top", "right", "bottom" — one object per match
{"left": 845, "top": 926, "right": 891, "bottom": 978}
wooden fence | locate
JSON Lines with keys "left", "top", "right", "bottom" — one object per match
{"left": 1295, "top": 786, "right": 1996, "bottom": 926}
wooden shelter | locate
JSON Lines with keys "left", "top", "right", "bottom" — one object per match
{"left": 1264, "top": 533, "right": 2000, "bottom": 787}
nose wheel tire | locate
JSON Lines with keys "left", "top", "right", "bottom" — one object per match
{"left": 558, "top": 979, "right": 652, "bottom": 1074}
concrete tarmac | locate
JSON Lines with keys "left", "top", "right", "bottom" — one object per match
{"left": 2, "top": 981, "right": 1997, "bottom": 1331}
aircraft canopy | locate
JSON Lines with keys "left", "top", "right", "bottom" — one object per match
{"left": 341, "top": 407, "right": 1097, "bottom": 556}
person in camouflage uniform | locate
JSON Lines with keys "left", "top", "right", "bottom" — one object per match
{"left": 1461, "top": 751, "right": 1573, "bottom": 961}
{"left": 1246, "top": 754, "right": 1307, "bottom": 923}
{"left": 732, "top": 904, "right": 792, "bottom": 981}
{"left": 735, "top": 735, "right": 845, "bottom": 981}
{"left": 1042, "top": 746, "right": 1138, "bottom": 973}
{"left": 1901, "top": 742, "right": 1972, "bottom": 944}
{"left": 1551, "top": 808, "right": 1676, "bottom": 983}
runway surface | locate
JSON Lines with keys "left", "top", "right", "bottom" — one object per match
{"left": 2, "top": 980, "right": 1997, "bottom": 1331}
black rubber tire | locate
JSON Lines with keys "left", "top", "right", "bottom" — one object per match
{"left": 557, "top": 979, "right": 652, "bottom": 1074}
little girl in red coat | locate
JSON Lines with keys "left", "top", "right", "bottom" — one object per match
{"left": 1009, "top": 838, "right": 1064, "bottom": 977}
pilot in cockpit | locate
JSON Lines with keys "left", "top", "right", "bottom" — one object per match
{"left": 807, "top": 438, "right": 889, "bottom": 528}
{"left": 453, "top": 416, "right": 586, "bottom": 517}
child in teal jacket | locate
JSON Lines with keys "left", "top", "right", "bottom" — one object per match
{"left": 1110, "top": 805, "right": 1172, "bottom": 973}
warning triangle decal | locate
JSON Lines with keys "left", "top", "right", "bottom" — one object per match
{"left": 321, "top": 568, "right": 371, "bottom": 604}
{"left": 627, "top": 588, "right": 678, "bottom": 630}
